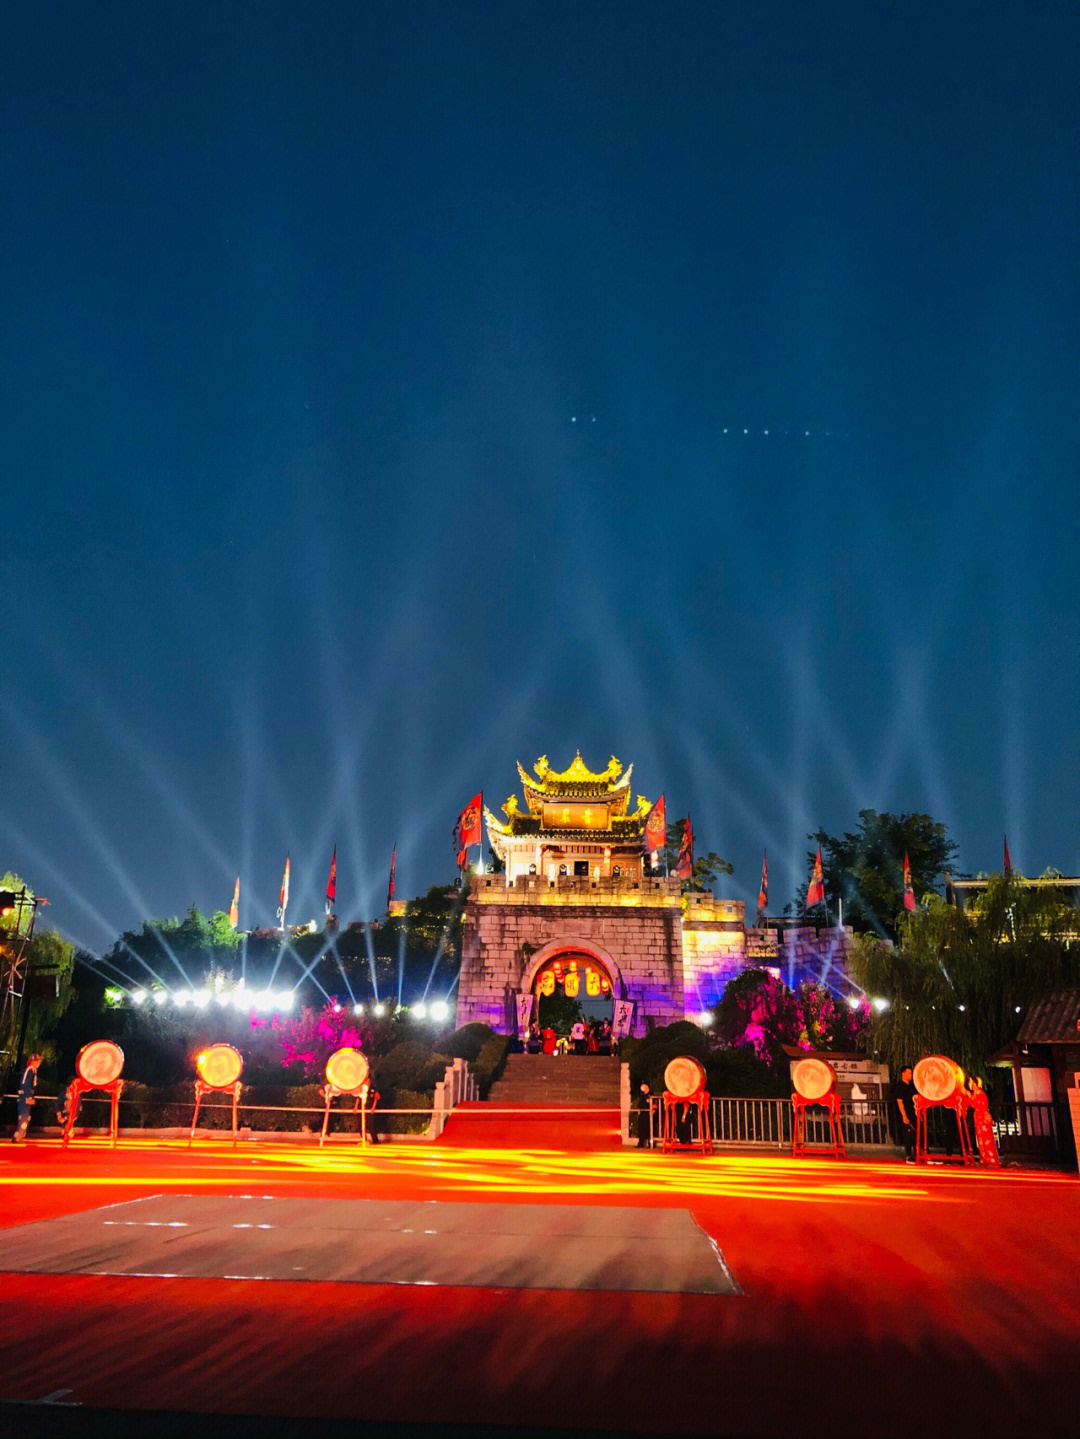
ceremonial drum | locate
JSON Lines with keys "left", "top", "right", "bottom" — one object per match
{"left": 913, "top": 1055, "right": 963, "bottom": 1102}
{"left": 76, "top": 1040, "right": 125, "bottom": 1087}
{"left": 320, "top": 1047, "right": 374, "bottom": 1146}
{"left": 196, "top": 1044, "right": 244, "bottom": 1088}
{"left": 791, "top": 1056, "right": 845, "bottom": 1159}
{"left": 661, "top": 1056, "right": 712, "bottom": 1154}
{"left": 190, "top": 1044, "right": 244, "bottom": 1145}
{"left": 63, "top": 1041, "right": 126, "bottom": 1146}
{"left": 912, "top": 1054, "right": 973, "bottom": 1164}
{"left": 664, "top": 1056, "right": 706, "bottom": 1099}
{"left": 791, "top": 1057, "right": 837, "bottom": 1101}
{"left": 325, "top": 1046, "right": 369, "bottom": 1093}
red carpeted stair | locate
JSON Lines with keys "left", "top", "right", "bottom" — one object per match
{"left": 437, "top": 1053, "right": 624, "bottom": 1149}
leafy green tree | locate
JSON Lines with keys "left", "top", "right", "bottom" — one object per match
{"left": 805, "top": 810, "right": 958, "bottom": 937}
{"left": 537, "top": 988, "right": 582, "bottom": 1033}
{"left": 848, "top": 875, "right": 1080, "bottom": 1082}
{"left": 656, "top": 819, "right": 733, "bottom": 892}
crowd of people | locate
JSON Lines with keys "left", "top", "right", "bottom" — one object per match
{"left": 525, "top": 1017, "right": 614, "bottom": 1056}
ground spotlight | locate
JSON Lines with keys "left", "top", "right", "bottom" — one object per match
{"left": 276, "top": 991, "right": 295, "bottom": 1010}
{"left": 430, "top": 1001, "right": 449, "bottom": 1022}
{"left": 193, "top": 989, "right": 211, "bottom": 1009}
{"left": 131, "top": 989, "right": 147, "bottom": 1006}
{"left": 847, "top": 995, "right": 862, "bottom": 1009}
{"left": 353, "top": 1003, "right": 365, "bottom": 1016}
{"left": 412, "top": 1001, "right": 427, "bottom": 1019}
{"left": 153, "top": 990, "right": 168, "bottom": 1006}
{"left": 255, "top": 990, "right": 273, "bottom": 1011}
{"left": 872, "top": 997, "right": 889, "bottom": 1012}
{"left": 215, "top": 992, "right": 231, "bottom": 1008}
{"left": 697, "top": 1010, "right": 713, "bottom": 1027}
{"left": 331, "top": 1001, "right": 342, "bottom": 1014}
{"left": 373, "top": 1003, "right": 386, "bottom": 1017}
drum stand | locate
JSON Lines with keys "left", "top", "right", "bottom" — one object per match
{"left": 914, "top": 1093, "right": 974, "bottom": 1165}
{"left": 661, "top": 1089, "right": 713, "bottom": 1154}
{"left": 792, "top": 1091, "right": 846, "bottom": 1159}
{"left": 320, "top": 1081, "right": 375, "bottom": 1146}
{"left": 189, "top": 1079, "right": 242, "bottom": 1146}
{"left": 62, "top": 1078, "right": 124, "bottom": 1148}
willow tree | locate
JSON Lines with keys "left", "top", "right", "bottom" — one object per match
{"left": 848, "top": 874, "right": 1080, "bottom": 1080}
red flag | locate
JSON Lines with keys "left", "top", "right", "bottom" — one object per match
{"left": 757, "top": 851, "right": 768, "bottom": 915}
{"left": 644, "top": 794, "right": 666, "bottom": 854}
{"left": 454, "top": 793, "right": 483, "bottom": 868}
{"left": 675, "top": 816, "right": 694, "bottom": 879}
{"left": 806, "top": 847, "right": 826, "bottom": 908}
{"left": 1003, "top": 835, "right": 1012, "bottom": 876}
{"left": 325, "top": 845, "right": 337, "bottom": 911}
{"left": 277, "top": 854, "right": 290, "bottom": 926}
{"left": 387, "top": 844, "right": 396, "bottom": 912}
{"left": 228, "top": 877, "right": 240, "bottom": 930}
{"left": 902, "top": 851, "right": 915, "bottom": 911}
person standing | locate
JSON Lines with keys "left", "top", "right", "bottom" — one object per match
{"left": 967, "top": 1076, "right": 1001, "bottom": 1167}
{"left": 13, "top": 1054, "right": 43, "bottom": 1142}
{"left": 635, "top": 1083, "right": 652, "bottom": 1148}
{"left": 893, "top": 1065, "right": 917, "bottom": 1162}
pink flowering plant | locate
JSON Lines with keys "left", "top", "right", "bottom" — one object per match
{"left": 249, "top": 1001, "right": 382, "bottom": 1080}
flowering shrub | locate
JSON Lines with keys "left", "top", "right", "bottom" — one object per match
{"left": 249, "top": 1002, "right": 379, "bottom": 1080}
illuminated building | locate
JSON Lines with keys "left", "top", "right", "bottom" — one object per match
{"left": 454, "top": 753, "right": 852, "bottom": 1036}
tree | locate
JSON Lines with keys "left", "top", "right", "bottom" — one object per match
{"left": 806, "top": 810, "right": 958, "bottom": 938}
{"left": 657, "top": 819, "right": 733, "bottom": 892}
{"left": 715, "top": 969, "right": 806, "bottom": 1065}
{"left": 847, "top": 875, "right": 1080, "bottom": 1082}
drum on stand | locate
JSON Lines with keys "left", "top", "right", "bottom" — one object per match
{"left": 190, "top": 1045, "right": 244, "bottom": 1145}
{"left": 912, "top": 1055, "right": 972, "bottom": 1164}
{"left": 661, "top": 1057, "right": 712, "bottom": 1154}
{"left": 64, "top": 1041, "right": 126, "bottom": 1147}
{"left": 790, "top": 1057, "right": 845, "bottom": 1158}
{"left": 321, "top": 1047, "right": 374, "bottom": 1146}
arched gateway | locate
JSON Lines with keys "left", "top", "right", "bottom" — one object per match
{"left": 453, "top": 752, "right": 751, "bottom": 1038}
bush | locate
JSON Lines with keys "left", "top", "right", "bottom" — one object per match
{"left": 440, "top": 1023, "right": 495, "bottom": 1064}
{"left": 372, "top": 1041, "right": 450, "bottom": 1097}
{"left": 472, "top": 1034, "right": 513, "bottom": 1095}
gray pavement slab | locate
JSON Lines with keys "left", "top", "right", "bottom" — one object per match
{"left": 0, "top": 1194, "right": 739, "bottom": 1294}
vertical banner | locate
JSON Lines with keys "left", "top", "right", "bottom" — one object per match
{"left": 515, "top": 991, "right": 535, "bottom": 1037}
{"left": 612, "top": 999, "right": 635, "bottom": 1042}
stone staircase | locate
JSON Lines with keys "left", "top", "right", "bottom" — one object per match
{"left": 486, "top": 1052, "right": 623, "bottom": 1107}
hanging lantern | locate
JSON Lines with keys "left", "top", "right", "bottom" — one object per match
{"left": 586, "top": 969, "right": 601, "bottom": 997}
{"left": 540, "top": 970, "right": 555, "bottom": 996}
{"left": 564, "top": 971, "right": 580, "bottom": 998}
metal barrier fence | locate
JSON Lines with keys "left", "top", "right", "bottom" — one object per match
{"left": 648, "top": 1094, "right": 1068, "bottom": 1161}
{"left": 649, "top": 1096, "right": 896, "bottom": 1150}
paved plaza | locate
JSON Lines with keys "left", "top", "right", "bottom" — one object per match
{"left": 2, "top": 1137, "right": 1078, "bottom": 1438}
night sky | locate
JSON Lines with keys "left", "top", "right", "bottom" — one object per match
{"left": 4, "top": 2, "right": 1078, "bottom": 957}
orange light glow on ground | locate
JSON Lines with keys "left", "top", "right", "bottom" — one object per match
{"left": 2, "top": 1137, "right": 1078, "bottom": 1437}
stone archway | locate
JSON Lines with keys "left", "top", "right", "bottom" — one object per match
{"left": 521, "top": 938, "right": 625, "bottom": 1001}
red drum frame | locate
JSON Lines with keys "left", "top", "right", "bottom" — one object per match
{"left": 63, "top": 1041, "right": 126, "bottom": 1148}
{"left": 319, "top": 1047, "right": 376, "bottom": 1146}
{"left": 189, "top": 1044, "right": 244, "bottom": 1146}
{"left": 913, "top": 1056, "right": 975, "bottom": 1166}
{"left": 791, "top": 1058, "right": 846, "bottom": 1160}
{"left": 661, "top": 1057, "right": 713, "bottom": 1155}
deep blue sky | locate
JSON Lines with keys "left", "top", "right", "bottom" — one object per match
{"left": 4, "top": 2, "right": 1078, "bottom": 958}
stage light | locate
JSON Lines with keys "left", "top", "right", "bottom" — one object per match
{"left": 697, "top": 1010, "right": 713, "bottom": 1027}
{"left": 847, "top": 995, "right": 862, "bottom": 1010}
{"left": 331, "top": 1001, "right": 342, "bottom": 1013}
{"left": 373, "top": 1003, "right": 386, "bottom": 1017}
{"left": 153, "top": 990, "right": 168, "bottom": 1006}
{"left": 193, "top": 989, "right": 211, "bottom": 1009}
{"left": 276, "top": 991, "right": 295, "bottom": 1010}
{"left": 174, "top": 990, "right": 191, "bottom": 1008}
{"left": 255, "top": 990, "right": 273, "bottom": 1011}
{"left": 430, "top": 1001, "right": 449, "bottom": 1022}
{"left": 872, "top": 997, "right": 889, "bottom": 1012}
{"left": 131, "top": 989, "right": 147, "bottom": 1006}
{"left": 412, "top": 1002, "right": 427, "bottom": 1019}
{"left": 233, "top": 991, "right": 251, "bottom": 1010}
{"left": 353, "top": 1003, "right": 365, "bottom": 1016}
{"left": 216, "top": 992, "right": 231, "bottom": 1008}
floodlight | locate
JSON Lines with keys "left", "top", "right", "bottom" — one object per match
{"left": 153, "top": 990, "right": 168, "bottom": 1006}
{"left": 131, "top": 989, "right": 147, "bottom": 1006}
{"left": 430, "top": 1001, "right": 449, "bottom": 1022}
{"left": 412, "top": 1001, "right": 427, "bottom": 1019}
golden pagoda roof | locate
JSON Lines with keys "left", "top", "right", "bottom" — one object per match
{"left": 485, "top": 793, "right": 652, "bottom": 852}
{"left": 517, "top": 753, "right": 635, "bottom": 817}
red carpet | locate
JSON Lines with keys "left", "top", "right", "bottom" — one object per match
{"left": 437, "top": 1101, "right": 623, "bottom": 1149}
